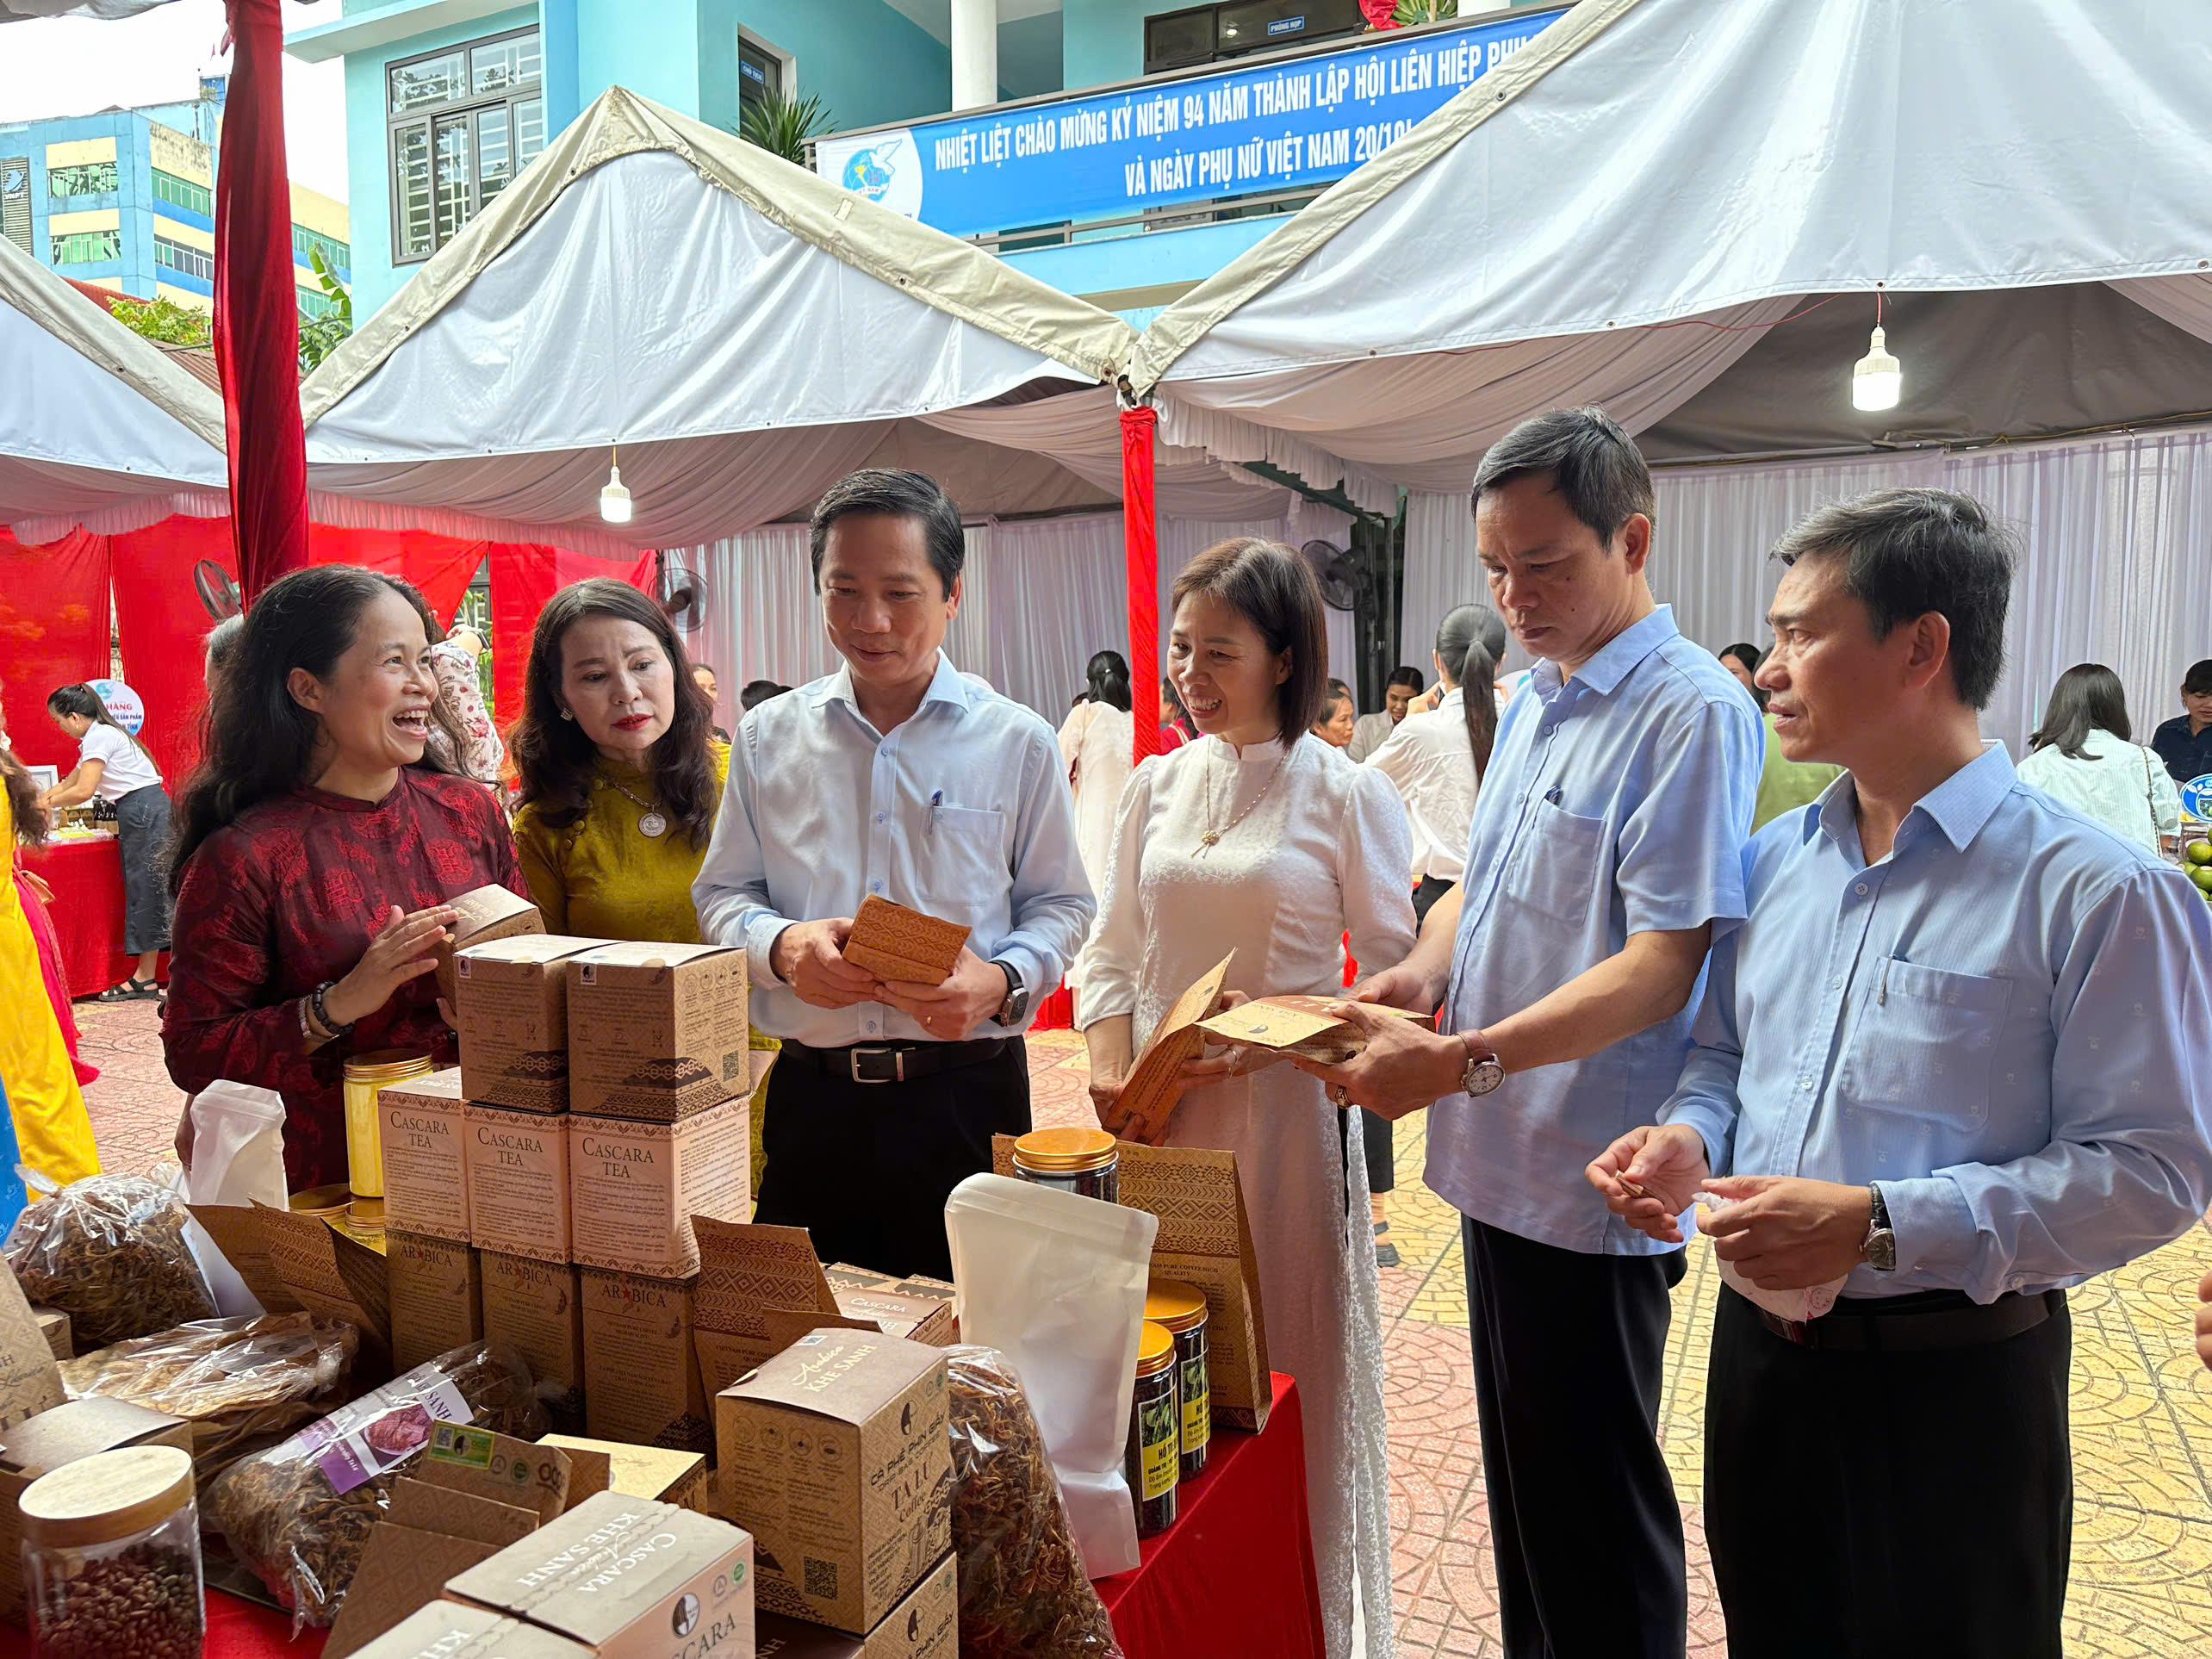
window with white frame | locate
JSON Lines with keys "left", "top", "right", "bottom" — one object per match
{"left": 387, "top": 27, "right": 545, "bottom": 264}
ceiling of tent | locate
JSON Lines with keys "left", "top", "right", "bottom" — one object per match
{"left": 1128, "top": 0, "right": 2212, "bottom": 481}
{"left": 0, "top": 234, "right": 227, "bottom": 540}
{"left": 300, "top": 89, "right": 1163, "bottom": 551}
{"left": 1642, "top": 282, "right": 2212, "bottom": 463}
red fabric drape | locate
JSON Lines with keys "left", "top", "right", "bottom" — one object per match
{"left": 0, "top": 528, "right": 111, "bottom": 773}
{"left": 215, "top": 0, "right": 309, "bottom": 603}
{"left": 1122, "top": 405, "right": 1161, "bottom": 767}
{"left": 308, "top": 527, "right": 488, "bottom": 628}
{"left": 486, "top": 544, "right": 654, "bottom": 725}
{"left": 110, "top": 517, "right": 234, "bottom": 787}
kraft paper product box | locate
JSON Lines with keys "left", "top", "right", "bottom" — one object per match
{"left": 581, "top": 1270, "right": 711, "bottom": 1454}
{"left": 567, "top": 942, "right": 749, "bottom": 1121}
{"left": 28, "top": 1308, "right": 68, "bottom": 1364}
{"left": 387, "top": 1230, "right": 486, "bottom": 1373}
{"left": 457, "top": 935, "right": 613, "bottom": 1112}
{"left": 320, "top": 1475, "right": 544, "bottom": 1659}
{"left": 752, "top": 1553, "right": 954, "bottom": 1659}
{"left": 996, "top": 1134, "right": 1273, "bottom": 1432}
{"left": 435, "top": 885, "right": 545, "bottom": 1005}
{"left": 541, "top": 1435, "right": 708, "bottom": 1513}
{"left": 482, "top": 1252, "right": 585, "bottom": 1434}
{"left": 466, "top": 1103, "right": 573, "bottom": 1264}
{"left": 446, "top": 1490, "right": 754, "bottom": 1659}
{"left": 714, "top": 1332, "right": 951, "bottom": 1635}
{"left": 346, "top": 1601, "right": 592, "bottom": 1659}
{"left": 378, "top": 1068, "right": 472, "bottom": 1242}
{"left": 0, "top": 1398, "right": 193, "bottom": 1625}
{"left": 569, "top": 1096, "right": 752, "bottom": 1278}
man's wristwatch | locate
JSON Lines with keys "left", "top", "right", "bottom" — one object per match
{"left": 1861, "top": 1183, "right": 1898, "bottom": 1271}
{"left": 1457, "top": 1029, "right": 1505, "bottom": 1098}
{"left": 990, "top": 960, "right": 1031, "bottom": 1028}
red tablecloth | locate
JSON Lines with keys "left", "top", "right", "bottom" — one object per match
{"left": 1097, "top": 1372, "right": 1326, "bottom": 1659}
{"left": 0, "top": 1376, "right": 1320, "bottom": 1659}
{"left": 22, "top": 836, "right": 141, "bottom": 999}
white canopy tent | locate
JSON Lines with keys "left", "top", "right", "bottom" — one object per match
{"left": 0, "top": 234, "right": 229, "bottom": 542}
{"left": 1127, "top": 0, "right": 2212, "bottom": 745}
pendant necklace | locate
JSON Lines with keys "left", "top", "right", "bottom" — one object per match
{"left": 602, "top": 774, "right": 667, "bottom": 838}
{"left": 1197, "top": 741, "right": 1289, "bottom": 856}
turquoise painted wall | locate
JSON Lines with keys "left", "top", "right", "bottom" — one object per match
{"left": 575, "top": 0, "right": 700, "bottom": 115}
{"left": 1002, "top": 215, "right": 1283, "bottom": 309}
{"left": 707, "top": 2, "right": 951, "bottom": 140}
{"left": 997, "top": 12, "right": 1064, "bottom": 99}
{"left": 342, "top": 3, "right": 538, "bottom": 323}
{"left": 1062, "top": 0, "right": 1142, "bottom": 91}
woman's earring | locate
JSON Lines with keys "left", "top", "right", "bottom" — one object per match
{"left": 559, "top": 708, "right": 574, "bottom": 722}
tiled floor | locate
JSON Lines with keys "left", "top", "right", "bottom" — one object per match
{"left": 76, "top": 1009, "right": 2212, "bottom": 1654}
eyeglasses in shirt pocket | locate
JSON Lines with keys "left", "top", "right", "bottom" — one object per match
{"left": 1839, "top": 957, "right": 2012, "bottom": 1122}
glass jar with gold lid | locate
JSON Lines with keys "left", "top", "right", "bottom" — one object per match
{"left": 1011, "top": 1127, "right": 1119, "bottom": 1203}
{"left": 341, "top": 1052, "right": 432, "bottom": 1238}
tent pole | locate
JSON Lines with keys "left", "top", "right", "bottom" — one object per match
{"left": 216, "top": 0, "right": 312, "bottom": 605}
{"left": 1120, "top": 401, "right": 1160, "bottom": 767}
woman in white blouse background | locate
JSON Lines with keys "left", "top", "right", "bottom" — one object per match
{"left": 1083, "top": 538, "right": 1414, "bottom": 1659}
{"left": 2016, "top": 662, "right": 2181, "bottom": 854}
{"left": 41, "top": 683, "right": 173, "bottom": 999}
{"left": 1054, "top": 650, "right": 1136, "bottom": 1010}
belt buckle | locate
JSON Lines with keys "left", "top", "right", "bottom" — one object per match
{"left": 848, "top": 1046, "right": 905, "bottom": 1084}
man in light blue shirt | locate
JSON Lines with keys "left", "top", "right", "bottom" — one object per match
{"left": 1305, "top": 409, "right": 1762, "bottom": 1659}
{"left": 1591, "top": 488, "right": 2212, "bottom": 1657}
{"left": 693, "top": 469, "right": 1092, "bottom": 1279}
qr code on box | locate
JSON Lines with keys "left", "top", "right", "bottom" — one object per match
{"left": 803, "top": 1558, "right": 839, "bottom": 1601}
{"left": 725, "top": 1052, "right": 746, "bottom": 1081}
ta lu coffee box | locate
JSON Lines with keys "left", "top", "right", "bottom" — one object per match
{"left": 566, "top": 942, "right": 749, "bottom": 1121}
{"left": 752, "top": 1553, "right": 955, "bottom": 1659}
{"left": 994, "top": 1133, "right": 1273, "bottom": 1431}
{"left": 386, "top": 1232, "right": 485, "bottom": 1373}
{"left": 347, "top": 1600, "right": 592, "bottom": 1659}
{"left": 714, "top": 1332, "right": 951, "bottom": 1636}
{"left": 466, "top": 1103, "right": 573, "bottom": 1264}
{"left": 445, "top": 1489, "right": 754, "bottom": 1659}
{"left": 581, "top": 1270, "right": 711, "bottom": 1454}
{"left": 457, "top": 935, "right": 613, "bottom": 1112}
{"left": 568, "top": 1095, "right": 751, "bottom": 1278}
{"left": 482, "top": 1252, "right": 585, "bottom": 1434}
{"left": 435, "top": 885, "right": 545, "bottom": 1006}
{"left": 377, "top": 1067, "right": 472, "bottom": 1242}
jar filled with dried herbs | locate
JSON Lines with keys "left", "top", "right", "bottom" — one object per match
{"left": 22, "top": 1444, "right": 204, "bottom": 1659}
{"left": 1126, "top": 1320, "right": 1178, "bottom": 1539}
{"left": 1011, "top": 1128, "right": 1119, "bottom": 1203}
{"left": 1145, "top": 1280, "right": 1210, "bottom": 1481}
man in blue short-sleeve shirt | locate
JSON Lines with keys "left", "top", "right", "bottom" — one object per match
{"left": 1306, "top": 408, "right": 1762, "bottom": 1659}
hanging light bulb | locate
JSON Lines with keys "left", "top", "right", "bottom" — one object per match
{"left": 1852, "top": 325, "right": 1901, "bottom": 412}
{"left": 599, "top": 445, "right": 633, "bottom": 525}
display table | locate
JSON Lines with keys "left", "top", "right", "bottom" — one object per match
{"left": 22, "top": 836, "right": 141, "bottom": 999}
{"left": 0, "top": 1375, "right": 1323, "bottom": 1659}
{"left": 1097, "top": 1372, "right": 1326, "bottom": 1659}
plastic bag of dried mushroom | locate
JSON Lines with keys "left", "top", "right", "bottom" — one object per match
{"left": 62, "top": 1313, "right": 360, "bottom": 1486}
{"left": 203, "top": 1339, "right": 547, "bottom": 1631}
{"left": 3, "top": 1173, "right": 218, "bottom": 1351}
{"left": 946, "top": 1345, "right": 1126, "bottom": 1659}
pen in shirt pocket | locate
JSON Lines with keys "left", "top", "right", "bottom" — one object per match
{"left": 929, "top": 789, "right": 942, "bottom": 838}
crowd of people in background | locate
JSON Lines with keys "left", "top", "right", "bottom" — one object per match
{"left": 3, "top": 409, "right": 2210, "bottom": 1659}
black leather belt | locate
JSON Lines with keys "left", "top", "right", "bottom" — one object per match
{"left": 780, "top": 1037, "right": 1010, "bottom": 1085}
{"left": 1749, "top": 1285, "right": 2063, "bottom": 1353}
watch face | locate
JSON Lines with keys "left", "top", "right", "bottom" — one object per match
{"left": 1462, "top": 1058, "right": 1505, "bottom": 1098}
{"left": 1867, "top": 1231, "right": 1898, "bottom": 1271}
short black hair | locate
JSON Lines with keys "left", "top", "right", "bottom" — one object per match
{"left": 739, "top": 679, "right": 789, "bottom": 712}
{"left": 1472, "top": 406, "right": 1655, "bottom": 546}
{"left": 1771, "top": 488, "right": 2017, "bottom": 711}
{"left": 1171, "top": 538, "right": 1330, "bottom": 742}
{"left": 692, "top": 662, "right": 718, "bottom": 677}
{"left": 1320, "top": 678, "right": 1354, "bottom": 715}
{"left": 809, "top": 469, "right": 965, "bottom": 598}
{"left": 2184, "top": 659, "right": 2212, "bottom": 696}
{"left": 1386, "top": 666, "right": 1426, "bottom": 693}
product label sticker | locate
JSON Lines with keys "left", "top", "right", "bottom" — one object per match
{"left": 283, "top": 1365, "right": 477, "bottom": 1494}
{"left": 1180, "top": 1348, "right": 1210, "bottom": 1454}
{"left": 1140, "top": 1393, "right": 1179, "bottom": 1501}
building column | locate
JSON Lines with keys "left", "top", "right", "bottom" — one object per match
{"left": 951, "top": 0, "right": 998, "bottom": 110}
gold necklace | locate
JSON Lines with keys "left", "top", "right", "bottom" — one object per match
{"left": 600, "top": 773, "right": 667, "bottom": 838}
{"left": 1197, "top": 741, "right": 1289, "bottom": 855}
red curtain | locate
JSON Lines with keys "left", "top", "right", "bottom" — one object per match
{"left": 486, "top": 544, "right": 655, "bottom": 726}
{"left": 0, "top": 528, "right": 112, "bottom": 774}
{"left": 1122, "top": 405, "right": 1161, "bottom": 765}
{"left": 109, "top": 517, "right": 235, "bottom": 788}
{"left": 215, "top": 0, "right": 309, "bottom": 602}
{"left": 308, "top": 527, "right": 488, "bottom": 628}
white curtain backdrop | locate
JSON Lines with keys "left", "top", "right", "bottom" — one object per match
{"left": 1407, "top": 427, "right": 2212, "bottom": 754}
{"left": 680, "top": 501, "right": 1363, "bottom": 728}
